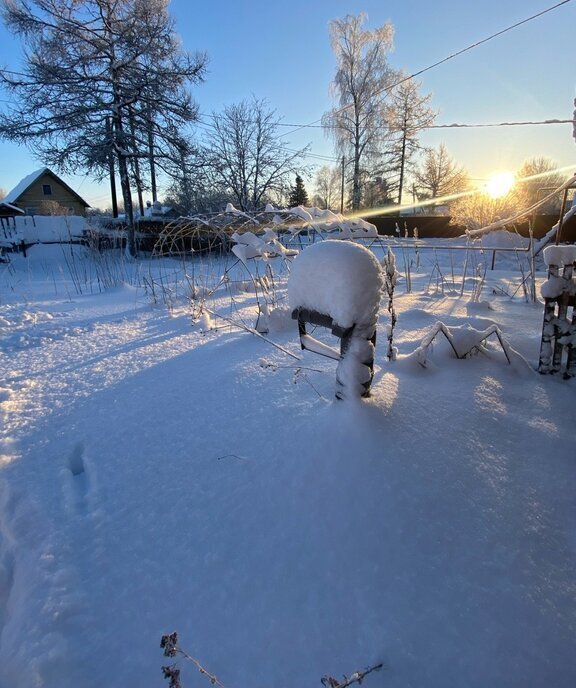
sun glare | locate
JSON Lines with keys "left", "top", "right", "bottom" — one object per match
{"left": 485, "top": 171, "right": 515, "bottom": 199}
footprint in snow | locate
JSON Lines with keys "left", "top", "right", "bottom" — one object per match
{"left": 63, "top": 442, "right": 90, "bottom": 515}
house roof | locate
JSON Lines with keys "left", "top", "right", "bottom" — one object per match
{"left": 0, "top": 201, "right": 25, "bottom": 215}
{"left": 3, "top": 167, "right": 90, "bottom": 207}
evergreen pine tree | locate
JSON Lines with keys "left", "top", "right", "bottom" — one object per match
{"left": 288, "top": 175, "right": 310, "bottom": 207}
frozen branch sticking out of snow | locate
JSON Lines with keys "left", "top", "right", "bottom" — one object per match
{"left": 466, "top": 174, "right": 576, "bottom": 241}
{"left": 161, "top": 632, "right": 225, "bottom": 688}
{"left": 203, "top": 306, "right": 302, "bottom": 361}
{"left": 162, "top": 632, "right": 383, "bottom": 688}
{"left": 321, "top": 662, "right": 384, "bottom": 688}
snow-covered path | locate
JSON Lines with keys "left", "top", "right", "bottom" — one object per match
{"left": 1, "top": 250, "right": 575, "bottom": 688}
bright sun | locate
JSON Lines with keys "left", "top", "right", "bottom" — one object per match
{"left": 485, "top": 171, "right": 515, "bottom": 199}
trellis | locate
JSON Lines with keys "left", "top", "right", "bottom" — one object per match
{"left": 149, "top": 208, "right": 315, "bottom": 257}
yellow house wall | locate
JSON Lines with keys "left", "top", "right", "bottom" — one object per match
{"left": 15, "top": 173, "right": 87, "bottom": 216}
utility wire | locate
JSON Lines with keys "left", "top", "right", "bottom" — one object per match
{"left": 281, "top": 0, "right": 573, "bottom": 136}
{"left": 270, "top": 118, "right": 575, "bottom": 131}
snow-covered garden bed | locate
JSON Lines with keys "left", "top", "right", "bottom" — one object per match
{"left": 0, "top": 234, "right": 575, "bottom": 688}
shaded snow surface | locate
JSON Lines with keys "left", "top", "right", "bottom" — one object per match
{"left": 0, "top": 242, "right": 575, "bottom": 688}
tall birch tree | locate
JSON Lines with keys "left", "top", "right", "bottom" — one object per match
{"left": 322, "top": 13, "right": 396, "bottom": 211}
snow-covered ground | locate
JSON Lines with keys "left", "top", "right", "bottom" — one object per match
{"left": 0, "top": 235, "right": 575, "bottom": 688}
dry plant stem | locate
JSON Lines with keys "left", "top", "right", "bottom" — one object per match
{"left": 294, "top": 368, "right": 327, "bottom": 400}
{"left": 175, "top": 646, "right": 226, "bottom": 688}
{"left": 204, "top": 306, "right": 302, "bottom": 361}
{"left": 321, "top": 662, "right": 384, "bottom": 688}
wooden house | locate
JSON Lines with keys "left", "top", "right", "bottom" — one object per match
{"left": 2, "top": 168, "right": 90, "bottom": 216}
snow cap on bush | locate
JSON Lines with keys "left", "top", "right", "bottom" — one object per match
{"left": 288, "top": 239, "right": 384, "bottom": 332}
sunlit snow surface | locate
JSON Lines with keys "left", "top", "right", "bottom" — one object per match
{"left": 0, "top": 239, "right": 575, "bottom": 688}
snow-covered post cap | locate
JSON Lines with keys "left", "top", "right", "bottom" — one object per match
{"left": 543, "top": 244, "right": 576, "bottom": 268}
{"left": 288, "top": 240, "right": 384, "bottom": 334}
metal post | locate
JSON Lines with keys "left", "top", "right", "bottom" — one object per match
{"left": 555, "top": 186, "right": 570, "bottom": 245}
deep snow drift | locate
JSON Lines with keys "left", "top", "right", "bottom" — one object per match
{"left": 0, "top": 235, "right": 575, "bottom": 688}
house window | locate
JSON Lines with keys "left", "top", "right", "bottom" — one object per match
{"left": 42, "top": 184, "right": 52, "bottom": 195}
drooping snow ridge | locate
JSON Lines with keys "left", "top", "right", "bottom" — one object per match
{"left": 543, "top": 244, "right": 576, "bottom": 267}
{"left": 283, "top": 206, "right": 378, "bottom": 239}
{"left": 288, "top": 240, "right": 384, "bottom": 331}
{"left": 230, "top": 229, "right": 297, "bottom": 265}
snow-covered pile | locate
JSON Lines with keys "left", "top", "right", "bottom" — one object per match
{"left": 288, "top": 240, "right": 384, "bottom": 331}
{"left": 474, "top": 228, "right": 529, "bottom": 250}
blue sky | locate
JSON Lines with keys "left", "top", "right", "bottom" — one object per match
{"left": 0, "top": 0, "right": 574, "bottom": 208}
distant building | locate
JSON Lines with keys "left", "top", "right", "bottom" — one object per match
{"left": 2, "top": 168, "right": 90, "bottom": 216}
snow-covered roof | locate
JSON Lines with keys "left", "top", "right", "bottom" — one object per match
{"left": 4, "top": 168, "right": 50, "bottom": 203}
{"left": 3, "top": 167, "right": 90, "bottom": 207}
{"left": 0, "top": 201, "right": 25, "bottom": 215}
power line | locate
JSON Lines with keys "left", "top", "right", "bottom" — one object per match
{"left": 430, "top": 118, "right": 575, "bottom": 129}
{"left": 281, "top": 0, "right": 573, "bottom": 136}
{"left": 273, "top": 117, "right": 575, "bottom": 131}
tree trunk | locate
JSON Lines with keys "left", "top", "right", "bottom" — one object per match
{"left": 114, "top": 113, "right": 135, "bottom": 256}
{"left": 106, "top": 117, "right": 118, "bottom": 218}
{"left": 129, "top": 108, "right": 144, "bottom": 217}
{"left": 147, "top": 103, "right": 157, "bottom": 203}
{"left": 398, "top": 127, "right": 407, "bottom": 206}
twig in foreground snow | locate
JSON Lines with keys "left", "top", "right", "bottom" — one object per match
{"left": 216, "top": 454, "right": 249, "bottom": 461}
{"left": 203, "top": 306, "right": 301, "bottom": 361}
{"left": 161, "top": 632, "right": 225, "bottom": 688}
{"left": 321, "top": 662, "right": 384, "bottom": 688}
{"left": 161, "top": 632, "right": 384, "bottom": 688}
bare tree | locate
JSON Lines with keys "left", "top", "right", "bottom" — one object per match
{"left": 313, "top": 165, "right": 341, "bottom": 210}
{"left": 513, "top": 157, "right": 566, "bottom": 213}
{"left": 384, "top": 75, "right": 436, "bottom": 205}
{"left": 0, "top": 0, "right": 206, "bottom": 255}
{"left": 414, "top": 144, "right": 470, "bottom": 200}
{"left": 450, "top": 190, "right": 518, "bottom": 230}
{"left": 322, "top": 13, "right": 396, "bottom": 210}
{"left": 203, "top": 97, "right": 308, "bottom": 211}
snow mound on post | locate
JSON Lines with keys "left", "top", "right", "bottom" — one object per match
{"left": 288, "top": 240, "right": 384, "bottom": 331}
{"left": 543, "top": 244, "right": 576, "bottom": 267}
